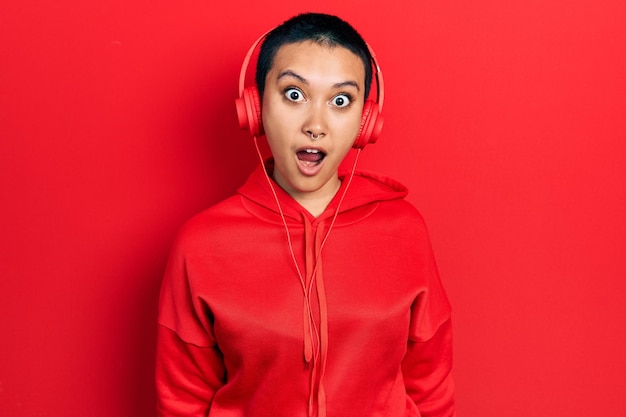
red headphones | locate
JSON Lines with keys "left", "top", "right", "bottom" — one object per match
{"left": 235, "top": 32, "right": 385, "bottom": 150}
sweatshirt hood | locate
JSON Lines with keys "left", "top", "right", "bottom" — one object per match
{"left": 237, "top": 159, "right": 409, "bottom": 223}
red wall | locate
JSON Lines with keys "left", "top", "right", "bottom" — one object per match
{"left": 1, "top": 1, "right": 625, "bottom": 416}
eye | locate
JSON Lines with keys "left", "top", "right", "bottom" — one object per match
{"left": 331, "top": 94, "right": 352, "bottom": 108}
{"left": 284, "top": 88, "right": 305, "bottom": 102}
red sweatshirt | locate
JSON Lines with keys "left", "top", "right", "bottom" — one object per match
{"left": 156, "top": 162, "right": 455, "bottom": 417}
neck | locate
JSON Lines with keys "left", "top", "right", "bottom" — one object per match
{"left": 288, "top": 177, "right": 342, "bottom": 218}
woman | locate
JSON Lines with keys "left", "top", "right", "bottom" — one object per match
{"left": 156, "top": 12, "right": 456, "bottom": 417}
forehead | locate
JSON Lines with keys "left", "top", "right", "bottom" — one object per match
{"left": 268, "top": 41, "right": 365, "bottom": 83}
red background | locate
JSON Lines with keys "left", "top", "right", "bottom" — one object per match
{"left": 1, "top": 1, "right": 625, "bottom": 416}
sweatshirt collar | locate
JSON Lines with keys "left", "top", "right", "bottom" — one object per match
{"left": 237, "top": 159, "right": 409, "bottom": 223}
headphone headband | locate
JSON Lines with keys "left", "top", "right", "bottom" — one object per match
{"left": 237, "top": 31, "right": 269, "bottom": 97}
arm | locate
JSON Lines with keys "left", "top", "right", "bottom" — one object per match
{"left": 402, "top": 210, "right": 456, "bottom": 417}
{"left": 402, "top": 317, "right": 456, "bottom": 417}
{"left": 156, "top": 227, "right": 226, "bottom": 417}
{"left": 156, "top": 325, "right": 225, "bottom": 417}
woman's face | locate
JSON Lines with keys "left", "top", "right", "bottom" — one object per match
{"left": 261, "top": 40, "right": 365, "bottom": 206}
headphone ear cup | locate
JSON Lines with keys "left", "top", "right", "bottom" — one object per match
{"left": 235, "top": 86, "right": 264, "bottom": 137}
{"left": 353, "top": 100, "right": 384, "bottom": 149}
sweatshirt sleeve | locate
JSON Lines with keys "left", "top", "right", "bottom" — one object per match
{"left": 401, "top": 213, "right": 456, "bottom": 417}
{"left": 402, "top": 317, "right": 455, "bottom": 417}
{"left": 156, "top": 326, "right": 226, "bottom": 416}
{"left": 156, "top": 227, "right": 226, "bottom": 417}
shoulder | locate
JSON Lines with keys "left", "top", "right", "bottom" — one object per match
{"left": 376, "top": 198, "right": 431, "bottom": 237}
{"left": 170, "top": 195, "right": 246, "bottom": 253}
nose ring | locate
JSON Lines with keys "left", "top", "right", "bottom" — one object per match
{"left": 310, "top": 132, "right": 323, "bottom": 141}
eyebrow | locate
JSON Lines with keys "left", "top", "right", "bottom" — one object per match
{"left": 277, "top": 70, "right": 361, "bottom": 92}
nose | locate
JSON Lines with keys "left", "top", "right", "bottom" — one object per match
{"left": 303, "top": 102, "right": 327, "bottom": 140}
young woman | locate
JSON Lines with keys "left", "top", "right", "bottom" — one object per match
{"left": 156, "top": 12, "right": 456, "bottom": 417}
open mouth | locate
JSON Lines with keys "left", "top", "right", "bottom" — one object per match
{"left": 296, "top": 149, "right": 326, "bottom": 166}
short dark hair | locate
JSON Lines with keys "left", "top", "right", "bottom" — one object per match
{"left": 255, "top": 12, "right": 373, "bottom": 99}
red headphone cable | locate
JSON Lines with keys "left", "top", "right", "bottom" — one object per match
{"left": 252, "top": 137, "right": 361, "bottom": 358}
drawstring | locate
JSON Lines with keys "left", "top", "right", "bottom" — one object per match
{"left": 314, "top": 226, "right": 329, "bottom": 417}
{"left": 253, "top": 137, "right": 361, "bottom": 416}
{"left": 304, "top": 219, "right": 317, "bottom": 364}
